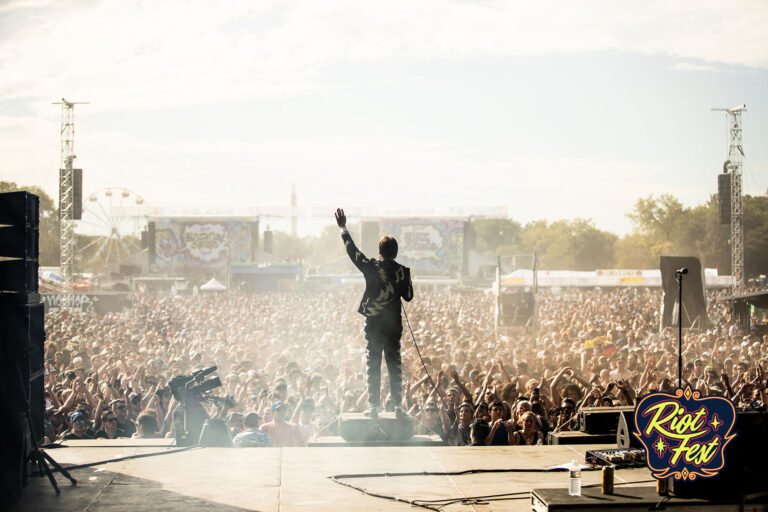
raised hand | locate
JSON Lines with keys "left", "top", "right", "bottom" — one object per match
{"left": 335, "top": 208, "right": 347, "bottom": 228}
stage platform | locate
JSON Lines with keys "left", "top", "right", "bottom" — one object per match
{"left": 9, "top": 440, "right": 657, "bottom": 512}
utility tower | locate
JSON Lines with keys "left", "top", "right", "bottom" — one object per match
{"left": 53, "top": 98, "right": 88, "bottom": 311}
{"left": 712, "top": 104, "right": 746, "bottom": 292}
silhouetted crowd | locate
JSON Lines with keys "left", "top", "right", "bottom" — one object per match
{"left": 43, "top": 287, "right": 768, "bottom": 446}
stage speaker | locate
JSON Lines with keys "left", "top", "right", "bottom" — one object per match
{"left": 0, "top": 191, "right": 44, "bottom": 503}
{"left": 499, "top": 290, "right": 534, "bottom": 327}
{"left": 462, "top": 221, "right": 474, "bottom": 276}
{"left": 147, "top": 221, "right": 155, "bottom": 265}
{"left": 0, "top": 192, "right": 39, "bottom": 296}
{"left": 673, "top": 410, "right": 768, "bottom": 499}
{"left": 360, "top": 221, "right": 380, "bottom": 259}
{"left": 659, "top": 256, "right": 709, "bottom": 329}
{"left": 263, "top": 230, "right": 273, "bottom": 254}
{"left": 717, "top": 173, "right": 731, "bottom": 225}
{"left": 0, "top": 303, "right": 45, "bottom": 438}
{"left": 579, "top": 406, "right": 634, "bottom": 435}
{"left": 616, "top": 408, "right": 643, "bottom": 449}
{"left": 58, "top": 168, "right": 83, "bottom": 220}
{"left": 249, "top": 221, "right": 260, "bottom": 260}
{"left": 72, "top": 168, "right": 83, "bottom": 220}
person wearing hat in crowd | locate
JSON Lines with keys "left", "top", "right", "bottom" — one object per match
{"left": 61, "top": 411, "right": 94, "bottom": 440}
{"left": 233, "top": 413, "right": 275, "bottom": 447}
{"left": 259, "top": 401, "right": 300, "bottom": 447}
{"left": 335, "top": 208, "right": 414, "bottom": 420}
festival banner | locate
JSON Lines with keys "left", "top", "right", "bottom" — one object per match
{"left": 633, "top": 385, "right": 736, "bottom": 481}
{"left": 153, "top": 218, "right": 253, "bottom": 275}
{"left": 378, "top": 218, "right": 465, "bottom": 276}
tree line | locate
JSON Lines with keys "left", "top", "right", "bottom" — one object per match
{"left": 472, "top": 193, "right": 768, "bottom": 276}
{"left": 3, "top": 180, "right": 767, "bottom": 277}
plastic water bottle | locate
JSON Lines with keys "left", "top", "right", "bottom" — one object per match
{"left": 568, "top": 460, "right": 581, "bottom": 496}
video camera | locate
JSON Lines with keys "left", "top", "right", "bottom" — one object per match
{"left": 169, "top": 366, "right": 224, "bottom": 403}
{"left": 168, "top": 366, "right": 236, "bottom": 447}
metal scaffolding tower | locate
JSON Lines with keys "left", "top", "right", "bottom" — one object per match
{"left": 713, "top": 104, "right": 746, "bottom": 292}
{"left": 53, "top": 98, "right": 87, "bottom": 311}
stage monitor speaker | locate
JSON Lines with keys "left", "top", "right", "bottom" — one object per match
{"left": 673, "top": 410, "right": 768, "bottom": 499}
{"left": 659, "top": 255, "right": 709, "bottom": 329}
{"left": 263, "top": 230, "right": 273, "bottom": 254}
{"left": 360, "top": 221, "right": 380, "bottom": 260}
{"left": 717, "top": 173, "right": 731, "bottom": 225}
{"left": 499, "top": 290, "right": 534, "bottom": 327}
{"left": 616, "top": 408, "right": 643, "bottom": 449}
{"left": 579, "top": 406, "right": 634, "bottom": 435}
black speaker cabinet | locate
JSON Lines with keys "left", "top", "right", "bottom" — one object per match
{"left": 579, "top": 406, "right": 634, "bottom": 435}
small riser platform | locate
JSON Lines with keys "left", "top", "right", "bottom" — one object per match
{"left": 339, "top": 412, "right": 414, "bottom": 442}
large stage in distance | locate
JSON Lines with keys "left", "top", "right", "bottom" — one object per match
{"left": 8, "top": 440, "right": 656, "bottom": 512}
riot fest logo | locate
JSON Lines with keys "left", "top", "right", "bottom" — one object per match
{"left": 634, "top": 386, "right": 736, "bottom": 481}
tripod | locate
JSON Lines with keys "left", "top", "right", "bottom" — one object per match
{"left": 16, "top": 363, "right": 76, "bottom": 495}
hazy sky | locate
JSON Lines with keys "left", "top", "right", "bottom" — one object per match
{"left": 1, "top": 0, "right": 767, "bottom": 236}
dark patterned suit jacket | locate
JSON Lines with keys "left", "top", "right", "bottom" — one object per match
{"left": 341, "top": 230, "right": 414, "bottom": 324}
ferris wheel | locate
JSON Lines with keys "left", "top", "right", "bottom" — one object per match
{"left": 75, "top": 188, "right": 147, "bottom": 270}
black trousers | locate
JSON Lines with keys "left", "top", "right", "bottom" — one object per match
{"left": 364, "top": 317, "right": 403, "bottom": 409}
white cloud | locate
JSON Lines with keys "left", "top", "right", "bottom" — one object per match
{"left": 670, "top": 62, "right": 720, "bottom": 72}
{"left": 0, "top": 118, "right": 676, "bottom": 235}
{"left": 1, "top": 0, "right": 767, "bottom": 112}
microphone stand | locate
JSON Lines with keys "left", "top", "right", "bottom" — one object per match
{"left": 675, "top": 270, "right": 685, "bottom": 385}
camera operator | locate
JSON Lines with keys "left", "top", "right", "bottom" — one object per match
{"left": 169, "top": 373, "right": 213, "bottom": 446}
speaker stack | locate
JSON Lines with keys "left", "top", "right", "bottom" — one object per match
{"left": 0, "top": 191, "right": 45, "bottom": 502}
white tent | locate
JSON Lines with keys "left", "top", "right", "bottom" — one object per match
{"left": 200, "top": 277, "right": 227, "bottom": 292}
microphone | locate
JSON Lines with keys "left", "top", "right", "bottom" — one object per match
{"left": 676, "top": 268, "right": 688, "bottom": 275}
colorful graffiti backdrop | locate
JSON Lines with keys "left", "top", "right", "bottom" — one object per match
{"left": 378, "top": 218, "right": 464, "bottom": 276}
{"left": 634, "top": 386, "right": 736, "bottom": 481}
{"left": 153, "top": 219, "right": 251, "bottom": 274}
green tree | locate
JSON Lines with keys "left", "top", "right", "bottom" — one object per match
{"left": 519, "top": 218, "right": 616, "bottom": 270}
{"left": 613, "top": 233, "right": 655, "bottom": 269}
{"left": 0, "top": 181, "right": 60, "bottom": 265}
{"left": 472, "top": 218, "right": 522, "bottom": 257}
{"left": 743, "top": 195, "right": 768, "bottom": 278}
{"left": 624, "top": 193, "right": 768, "bottom": 278}
{"left": 626, "top": 194, "right": 686, "bottom": 244}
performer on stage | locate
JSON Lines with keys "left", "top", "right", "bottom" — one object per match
{"left": 335, "top": 208, "right": 414, "bottom": 419}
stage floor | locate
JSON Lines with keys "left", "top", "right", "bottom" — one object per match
{"left": 9, "top": 440, "right": 654, "bottom": 512}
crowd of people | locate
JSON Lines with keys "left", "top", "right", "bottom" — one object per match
{"left": 42, "top": 286, "right": 768, "bottom": 447}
